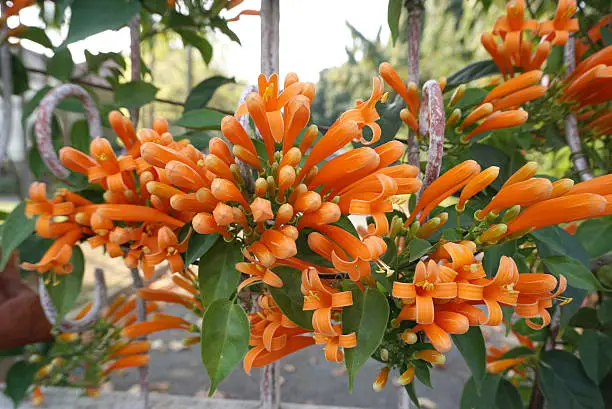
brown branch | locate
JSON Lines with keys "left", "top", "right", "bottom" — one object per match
{"left": 405, "top": 0, "right": 423, "bottom": 169}
{"left": 129, "top": 16, "right": 141, "bottom": 126}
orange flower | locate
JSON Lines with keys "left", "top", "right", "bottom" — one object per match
{"left": 392, "top": 260, "right": 457, "bottom": 325}
{"left": 469, "top": 257, "right": 519, "bottom": 326}
{"left": 515, "top": 274, "right": 567, "bottom": 329}
{"left": 21, "top": 229, "right": 82, "bottom": 275}
{"left": 339, "top": 77, "right": 385, "bottom": 145}
{"left": 302, "top": 268, "right": 353, "bottom": 335}
{"left": 487, "top": 356, "right": 528, "bottom": 374}
{"left": 505, "top": 193, "right": 607, "bottom": 235}
{"left": 477, "top": 178, "right": 553, "bottom": 218}
{"left": 492, "top": 0, "right": 538, "bottom": 56}
{"left": 463, "top": 110, "right": 528, "bottom": 141}
{"left": 492, "top": 85, "right": 547, "bottom": 111}
{"left": 122, "top": 315, "right": 192, "bottom": 338}
{"left": 457, "top": 166, "right": 500, "bottom": 211}
{"left": 103, "top": 355, "right": 149, "bottom": 375}
{"left": 143, "top": 226, "right": 189, "bottom": 275}
{"left": 538, "top": 0, "right": 579, "bottom": 45}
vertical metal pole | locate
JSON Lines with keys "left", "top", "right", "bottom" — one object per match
{"left": 260, "top": 0, "right": 280, "bottom": 76}
{"left": 129, "top": 16, "right": 141, "bottom": 126}
{"left": 563, "top": 35, "right": 592, "bottom": 181}
{"left": 0, "top": 1, "right": 13, "bottom": 166}
{"left": 130, "top": 268, "right": 149, "bottom": 409}
{"left": 405, "top": 0, "right": 423, "bottom": 169}
{"left": 259, "top": 1, "right": 281, "bottom": 408}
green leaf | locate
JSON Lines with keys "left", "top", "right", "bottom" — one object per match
{"left": 4, "top": 361, "right": 37, "bottom": 408}
{"left": 185, "top": 233, "right": 219, "bottom": 267}
{"left": 114, "top": 81, "right": 158, "bottom": 109}
{"left": 498, "top": 346, "right": 535, "bottom": 360}
{"left": 538, "top": 349, "right": 604, "bottom": 409}
{"left": 482, "top": 240, "right": 516, "bottom": 278}
{"left": 44, "top": 246, "right": 85, "bottom": 321}
{"left": 267, "top": 266, "right": 314, "bottom": 330}
{"left": 569, "top": 307, "right": 600, "bottom": 329}
{"left": 179, "top": 131, "right": 213, "bottom": 150}
{"left": 19, "top": 26, "right": 53, "bottom": 48}
{"left": 495, "top": 379, "right": 523, "bottom": 409}
{"left": 413, "top": 359, "right": 432, "bottom": 388}
{"left": 460, "top": 374, "right": 501, "bottom": 409}
{"left": 177, "top": 30, "right": 213, "bottom": 64}
{"left": 408, "top": 238, "right": 433, "bottom": 262}
{"left": 70, "top": 120, "right": 90, "bottom": 154}
{"left": 469, "top": 144, "right": 510, "bottom": 190}
{"left": 579, "top": 330, "right": 612, "bottom": 384}
{"left": 405, "top": 382, "right": 421, "bottom": 408}
{"left": 18, "top": 235, "right": 53, "bottom": 277}
{"left": 0, "top": 54, "right": 29, "bottom": 95}
{"left": 200, "top": 299, "right": 249, "bottom": 395}
{"left": 0, "top": 202, "right": 36, "bottom": 271}
{"left": 85, "top": 50, "right": 126, "bottom": 74}
{"left": 48, "top": 48, "right": 74, "bottom": 81}
{"left": 0, "top": 347, "right": 24, "bottom": 359}
{"left": 184, "top": 76, "right": 235, "bottom": 112}
{"left": 452, "top": 327, "right": 486, "bottom": 391}
{"left": 175, "top": 108, "right": 226, "bottom": 130}
{"left": 446, "top": 60, "right": 499, "bottom": 89}
{"left": 342, "top": 287, "right": 389, "bottom": 391}
{"left": 597, "top": 300, "right": 612, "bottom": 327}
{"left": 63, "top": 0, "right": 140, "bottom": 46}
{"left": 541, "top": 255, "right": 600, "bottom": 291}
{"left": 575, "top": 218, "right": 612, "bottom": 259}
{"left": 501, "top": 306, "right": 513, "bottom": 335}
{"left": 387, "top": 0, "right": 402, "bottom": 45}
{"left": 198, "top": 239, "right": 242, "bottom": 309}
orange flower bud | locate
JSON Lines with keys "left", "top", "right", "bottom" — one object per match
{"left": 502, "top": 161, "right": 538, "bottom": 188}
{"left": 166, "top": 160, "right": 207, "bottom": 191}
{"left": 478, "top": 224, "right": 508, "bottom": 243}
{"left": 153, "top": 117, "right": 168, "bottom": 135}
{"left": 260, "top": 229, "right": 297, "bottom": 259}
{"left": 103, "top": 355, "right": 150, "bottom": 374}
{"left": 398, "top": 366, "right": 415, "bottom": 386}
{"left": 401, "top": 330, "right": 418, "bottom": 344}
{"left": 209, "top": 137, "right": 235, "bottom": 165}
{"left": 221, "top": 116, "right": 258, "bottom": 156}
{"left": 250, "top": 197, "right": 274, "bottom": 222}
{"left": 568, "top": 174, "right": 612, "bottom": 196}
{"left": 459, "top": 103, "right": 494, "bottom": 130}
{"left": 246, "top": 242, "right": 276, "bottom": 267}
{"left": 379, "top": 62, "right": 410, "bottom": 104}
{"left": 400, "top": 108, "right": 418, "bottom": 131}
{"left": 463, "top": 110, "right": 528, "bottom": 141}
{"left": 372, "top": 367, "right": 389, "bottom": 392}
{"left": 479, "top": 178, "right": 553, "bottom": 217}
{"left": 274, "top": 203, "right": 294, "bottom": 226}
{"left": 205, "top": 154, "right": 235, "bottom": 182}
{"left": 279, "top": 147, "right": 302, "bottom": 168}
{"left": 146, "top": 181, "right": 183, "bottom": 199}
{"left": 492, "top": 85, "right": 546, "bottom": 111}
{"left": 277, "top": 165, "right": 296, "bottom": 199}
{"left": 457, "top": 166, "right": 499, "bottom": 210}
{"left": 278, "top": 225, "right": 298, "bottom": 241}
{"left": 193, "top": 212, "right": 221, "bottom": 234}
{"left": 59, "top": 147, "right": 97, "bottom": 174}
{"left": 487, "top": 357, "right": 527, "bottom": 374}
{"left": 210, "top": 178, "right": 249, "bottom": 208}
{"left": 297, "top": 202, "right": 341, "bottom": 228}
{"left": 110, "top": 341, "right": 151, "bottom": 358}
{"left": 550, "top": 178, "right": 574, "bottom": 198}
{"left": 213, "top": 202, "right": 235, "bottom": 226}
{"left": 233, "top": 145, "right": 262, "bottom": 170}
{"left": 298, "top": 124, "right": 319, "bottom": 154}
{"left": 482, "top": 70, "right": 543, "bottom": 104}
{"left": 255, "top": 178, "right": 268, "bottom": 197}
{"left": 415, "top": 350, "right": 446, "bottom": 365}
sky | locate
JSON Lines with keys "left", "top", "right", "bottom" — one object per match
{"left": 17, "top": 0, "right": 390, "bottom": 83}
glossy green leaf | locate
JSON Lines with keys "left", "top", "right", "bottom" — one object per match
{"left": 575, "top": 218, "right": 612, "bottom": 259}
{"left": 200, "top": 299, "right": 249, "bottom": 395}
{"left": 597, "top": 300, "right": 612, "bottom": 327}
{"left": 186, "top": 233, "right": 219, "bottom": 267}
{"left": 267, "top": 266, "right": 314, "bottom": 330}
{"left": 452, "top": 327, "right": 486, "bottom": 390}
{"left": 114, "top": 81, "right": 158, "bottom": 109}
{"left": 70, "top": 119, "right": 90, "bottom": 154}
{"left": 4, "top": 361, "right": 38, "bottom": 408}
{"left": 460, "top": 374, "right": 501, "bottom": 409}
{"left": 184, "top": 76, "right": 235, "bottom": 112}
{"left": 482, "top": 240, "right": 516, "bottom": 278}
{"left": 0, "top": 54, "right": 29, "bottom": 95}
{"left": 44, "top": 246, "right": 85, "bottom": 321}
{"left": 501, "top": 306, "right": 513, "bottom": 336}
{"left": 63, "top": 0, "right": 140, "bottom": 46}
{"left": 18, "top": 235, "right": 53, "bottom": 277}
{"left": 175, "top": 108, "right": 226, "bottom": 130}
{"left": 446, "top": 60, "right": 499, "bottom": 89}
{"left": 469, "top": 143, "right": 510, "bottom": 190}
{"left": 495, "top": 379, "right": 523, "bottom": 409}
{"left": 538, "top": 349, "right": 604, "bottom": 409}
{"left": 413, "top": 359, "right": 432, "bottom": 388}
{"left": 198, "top": 239, "right": 242, "bottom": 308}
{"left": 408, "top": 238, "right": 433, "bottom": 262}
{"left": 0, "top": 202, "right": 36, "bottom": 271}
{"left": 48, "top": 48, "right": 74, "bottom": 81}
{"left": 579, "top": 330, "right": 612, "bottom": 384}
{"left": 178, "top": 30, "right": 213, "bottom": 64}
{"left": 19, "top": 26, "right": 53, "bottom": 48}
{"left": 405, "top": 382, "right": 421, "bottom": 408}
{"left": 342, "top": 287, "right": 389, "bottom": 391}
{"left": 387, "top": 0, "right": 402, "bottom": 45}
{"left": 542, "top": 255, "right": 600, "bottom": 291}
{"left": 569, "top": 307, "right": 600, "bottom": 329}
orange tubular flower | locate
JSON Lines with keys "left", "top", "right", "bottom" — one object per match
{"left": 487, "top": 356, "right": 528, "bottom": 374}
{"left": 137, "top": 288, "right": 201, "bottom": 310}
{"left": 477, "top": 178, "right": 553, "bottom": 218}
{"left": 505, "top": 193, "right": 607, "bottom": 235}
{"left": 302, "top": 268, "right": 353, "bottom": 334}
{"left": 122, "top": 316, "right": 192, "bottom": 339}
{"left": 483, "top": 71, "right": 543, "bottom": 105}
{"left": 538, "top": 0, "right": 579, "bottom": 45}
{"left": 492, "top": 85, "right": 547, "bottom": 111}
{"left": 143, "top": 226, "right": 189, "bottom": 275}
{"left": 492, "top": 0, "right": 538, "bottom": 56}
{"left": 339, "top": 77, "right": 385, "bottom": 145}
{"left": 463, "top": 110, "right": 528, "bottom": 141}
{"left": 392, "top": 260, "right": 457, "bottom": 325}
{"left": 21, "top": 229, "right": 82, "bottom": 275}
{"left": 397, "top": 307, "right": 469, "bottom": 353}
{"left": 515, "top": 274, "right": 567, "bottom": 329}
{"left": 103, "top": 355, "right": 150, "bottom": 375}
{"left": 470, "top": 257, "right": 519, "bottom": 326}
{"left": 457, "top": 166, "right": 500, "bottom": 211}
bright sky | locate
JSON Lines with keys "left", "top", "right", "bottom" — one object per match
{"left": 18, "top": 0, "right": 389, "bottom": 83}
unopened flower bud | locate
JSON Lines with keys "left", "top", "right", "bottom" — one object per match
{"left": 397, "top": 366, "right": 415, "bottom": 386}
{"left": 415, "top": 350, "right": 446, "bottom": 365}
{"left": 502, "top": 205, "right": 521, "bottom": 223}
{"left": 255, "top": 178, "right": 268, "bottom": 197}
{"left": 183, "top": 336, "right": 201, "bottom": 346}
{"left": 373, "top": 367, "right": 389, "bottom": 392}
{"left": 409, "top": 221, "right": 420, "bottom": 236}
{"left": 230, "top": 164, "right": 244, "bottom": 186}
{"left": 447, "top": 108, "right": 461, "bottom": 127}
{"left": 28, "top": 354, "right": 43, "bottom": 364}
{"left": 401, "top": 330, "right": 418, "bottom": 344}
{"left": 417, "top": 217, "right": 441, "bottom": 238}
{"left": 478, "top": 224, "right": 508, "bottom": 243}
{"left": 380, "top": 348, "right": 389, "bottom": 362}
{"left": 390, "top": 216, "right": 403, "bottom": 239}
{"left": 266, "top": 176, "right": 276, "bottom": 197}
{"left": 450, "top": 85, "right": 466, "bottom": 107}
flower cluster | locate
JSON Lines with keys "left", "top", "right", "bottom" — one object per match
{"left": 29, "top": 295, "right": 155, "bottom": 406}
